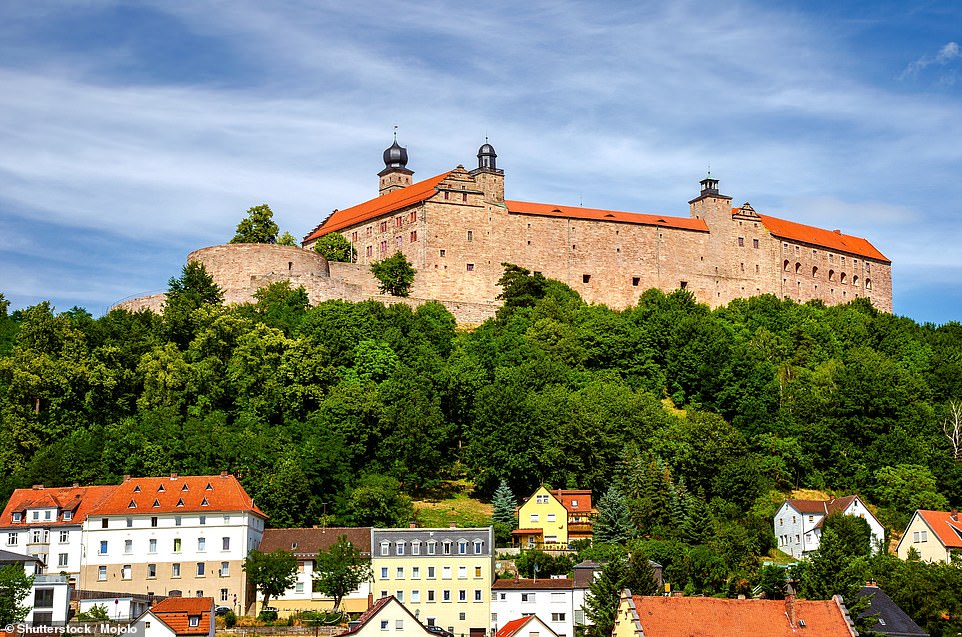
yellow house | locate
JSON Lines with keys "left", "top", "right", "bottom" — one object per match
{"left": 512, "top": 487, "right": 593, "bottom": 549}
{"left": 896, "top": 509, "right": 962, "bottom": 563}
{"left": 371, "top": 527, "right": 494, "bottom": 637}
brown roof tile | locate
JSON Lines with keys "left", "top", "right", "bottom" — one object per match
{"left": 493, "top": 578, "right": 573, "bottom": 590}
{"left": 506, "top": 201, "right": 709, "bottom": 232}
{"left": 89, "top": 474, "right": 265, "bottom": 518}
{"left": 1, "top": 485, "right": 116, "bottom": 527}
{"left": 259, "top": 527, "right": 372, "bottom": 557}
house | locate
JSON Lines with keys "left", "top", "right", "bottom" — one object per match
{"left": 340, "top": 595, "right": 436, "bottom": 637}
{"left": 774, "top": 496, "right": 884, "bottom": 558}
{"left": 857, "top": 584, "right": 929, "bottom": 637}
{"left": 491, "top": 578, "right": 574, "bottom": 637}
{"left": 0, "top": 483, "right": 115, "bottom": 582}
{"left": 79, "top": 472, "right": 267, "bottom": 613}
{"left": 496, "top": 615, "right": 559, "bottom": 637}
{"left": 0, "top": 549, "right": 70, "bottom": 627}
{"left": 259, "top": 527, "right": 372, "bottom": 615}
{"left": 76, "top": 592, "right": 156, "bottom": 622}
{"left": 513, "top": 487, "right": 593, "bottom": 549}
{"left": 371, "top": 526, "right": 494, "bottom": 637}
{"left": 612, "top": 592, "right": 859, "bottom": 637}
{"left": 895, "top": 509, "right": 962, "bottom": 563}
{"left": 129, "top": 596, "right": 215, "bottom": 637}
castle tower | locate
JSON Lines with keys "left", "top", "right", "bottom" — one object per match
{"left": 378, "top": 134, "right": 414, "bottom": 195}
{"left": 689, "top": 172, "right": 731, "bottom": 223}
{"left": 469, "top": 139, "right": 504, "bottom": 203}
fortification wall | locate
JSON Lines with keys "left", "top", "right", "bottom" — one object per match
{"left": 111, "top": 293, "right": 167, "bottom": 313}
{"left": 188, "top": 244, "right": 331, "bottom": 305}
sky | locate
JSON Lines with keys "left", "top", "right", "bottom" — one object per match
{"left": 1, "top": 1, "right": 960, "bottom": 324}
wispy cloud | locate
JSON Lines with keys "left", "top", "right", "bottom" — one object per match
{"left": 900, "top": 41, "right": 961, "bottom": 78}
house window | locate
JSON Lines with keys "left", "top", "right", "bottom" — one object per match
{"left": 547, "top": 514, "right": 556, "bottom": 522}
{"left": 412, "top": 566, "right": 420, "bottom": 579}
{"left": 189, "top": 617, "right": 199, "bottom": 628}
{"left": 466, "top": 263, "right": 475, "bottom": 271}
{"left": 530, "top": 514, "right": 539, "bottom": 523}
{"left": 221, "top": 588, "right": 230, "bottom": 602}
{"left": 381, "top": 567, "right": 389, "bottom": 579}
{"left": 396, "top": 591, "right": 404, "bottom": 602}
{"left": 172, "top": 563, "right": 181, "bottom": 577}
{"left": 396, "top": 620, "right": 404, "bottom": 630}
{"left": 921, "top": 530, "right": 928, "bottom": 542}
{"left": 442, "top": 566, "right": 452, "bottom": 579}
{"left": 197, "top": 562, "right": 205, "bottom": 576}
{"left": 412, "top": 542, "right": 421, "bottom": 555}
{"left": 427, "top": 566, "right": 436, "bottom": 579}
{"left": 148, "top": 564, "right": 157, "bottom": 578}
{"left": 198, "top": 537, "right": 206, "bottom": 551}
{"left": 475, "top": 566, "right": 482, "bottom": 577}
{"left": 458, "top": 541, "right": 467, "bottom": 555}
{"left": 381, "top": 542, "right": 390, "bottom": 556}
{"left": 428, "top": 590, "right": 435, "bottom": 601}
{"left": 552, "top": 613, "right": 566, "bottom": 621}
{"left": 12, "top": 513, "right": 21, "bottom": 523}
{"left": 59, "top": 530, "right": 69, "bottom": 543}
{"left": 381, "top": 621, "right": 389, "bottom": 631}
{"left": 100, "top": 541, "right": 108, "bottom": 555}
{"left": 102, "top": 518, "right": 108, "bottom": 529}
{"left": 536, "top": 495, "right": 549, "bottom": 504}
{"left": 396, "top": 542, "right": 405, "bottom": 555}
{"left": 443, "top": 590, "right": 451, "bottom": 602}
{"left": 174, "top": 538, "right": 182, "bottom": 553}
{"left": 220, "top": 562, "right": 229, "bottom": 576}
{"left": 175, "top": 516, "right": 182, "bottom": 526}
{"left": 411, "top": 590, "right": 420, "bottom": 602}
{"left": 98, "top": 566, "right": 107, "bottom": 581}
{"left": 58, "top": 553, "right": 68, "bottom": 567}
{"left": 125, "top": 540, "right": 133, "bottom": 553}
{"left": 459, "top": 590, "right": 467, "bottom": 602}
{"left": 474, "top": 541, "right": 483, "bottom": 554}
{"left": 738, "top": 237, "right": 744, "bottom": 247}
{"left": 199, "top": 515, "right": 206, "bottom": 524}
{"left": 522, "top": 593, "right": 535, "bottom": 602}
{"left": 397, "top": 567, "right": 404, "bottom": 578}
{"left": 458, "top": 566, "right": 466, "bottom": 579}
{"left": 443, "top": 541, "right": 451, "bottom": 555}
{"left": 222, "top": 537, "right": 230, "bottom": 551}
{"left": 122, "top": 565, "right": 132, "bottom": 580}
{"left": 475, "top": 589, "right": 482, "bottom": 602}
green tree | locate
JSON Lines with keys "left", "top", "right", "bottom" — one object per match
{"left": 496, "top": 264, "right": 549, "bottom": 310}
{"left": 370, "top": 251, "right": 415, "bottom": 297}
{"left": 0, "top": 564, "right": 34, "bottom": 625}
{"left": 243, "top": 549, "right": 298, "bottom": 611}
{"left": 794, "top": 526, "right": 867, "bottom": 600}
{"left": 583, "top": 555, "right": 627, "bottom": 637}
{"left": 230, "top": 204, "right": 280, "bottom": 244}
{"left": 163, "top": 261, "right": 223, "bottom": 346}
{"left": 314, "top": 233, "right": 356, "bottom": 263}
{"left": 822, "top": 513, "right": 873, "bottom": 557}
{"left": 594, "top": 486, "right": 634, "bottom": 544}
{"left": 492, "top": 479, "right": 516, "bottom": 525}
{"left": 313, "top": 535, "right": 372, "bottom": 611}
{"left": 277, "top": 231, "right": 298, "bottom": 246}
{"left": 345, "top": 474, "right": 414, "bottom": 527}
{"left": 873, "top": 465, "right": 949, "bottom": 513}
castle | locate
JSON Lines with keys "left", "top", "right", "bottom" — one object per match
{"left": 117, "top": 139, "right": 891, "bottom": 322}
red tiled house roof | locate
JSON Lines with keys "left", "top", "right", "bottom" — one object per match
{"left": 619, "top": 595, "right": 857, "bottom": 637}
{"left": 259, "top": 527, "right": 371, "bottom": 557}
{"left": 915, "top": 510, "right": 962, "bottom": 549}
{"left": 1, "top": 485, "right": 117, "bottom": 527}
{"left": 505, "top": 201, "right": 709, "bottom": 232}
{"left": 549, "top": 489, "right": 593, "bottom": 515}
{"left": 304, "top": 172, "right": 451, "bottom": 241}
{"left": 150, "top": 597, "right": 214, "bottom": 636}
{"left": 496, "top": 616, "right": 537, "bottom": 637}
{"left": 88, "top": 474, "right": 265, "bottom": 518}
{"left": 757, "top": 213, "right": 890, "bottom": 263}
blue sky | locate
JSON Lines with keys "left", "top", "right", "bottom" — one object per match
{"left": 1, "top": 1, "right": 960, "bottom": 324}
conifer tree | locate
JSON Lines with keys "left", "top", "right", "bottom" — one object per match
{"left": 492, "top": 479, "right": 516, "bottom": 525}
{"left": 594, "top": 486, "right": 634, "bottom": 544}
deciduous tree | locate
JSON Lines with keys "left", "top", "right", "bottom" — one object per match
{"left": 0, "top": 564, "right": 34, "bottom": 625}
{"left": 243, "top": 549, "right": 298, "bottom": 611}
{"left": 370, "top": 252, "right": 415, "bottom": 297}
{"left": 313, "top": 535, "right": 372, "bottom": 611}
{"left": 314, "top": 233, "right": 356, "bottom": 263}
{"left": 230, "top": 204, "right": 279, "bottom": 244}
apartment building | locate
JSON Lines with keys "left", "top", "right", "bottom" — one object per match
{"left": 491, "top": 578, "right": 574, "bottom": 637}
{"left": 371, "top": 526, "right": 494, "bottom": 637}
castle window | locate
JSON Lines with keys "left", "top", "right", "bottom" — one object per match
{"left": 795, "top": 262, "right": 801, "bottom": 274}
{"left": 829, "top": 270, "right": 836, "bottom": 282}
{"left": 439, "top": 249, "right": 446, "bottom": 257}
{"left": 738, "top": 237, "right": 744, "bottom": 247}
{"left": 632, "top": 277, "right": 640, "bottom": 287}
{"left": 812, "top": 266, "right": 818, "bottom": 278}
{"left": 467, "top": 231, "right": 473, "bottom": 242}
{"left": 367, "top": 227, "right": 372, "bottom": 236}
{"left": 796, "top": 246, "right": 800, "bottom": 255}
{"left": 366, "top": 246, "right": 373, "bottom": 257}
{"left": 288, "top": 262, "right": 293, "bottom": 271}
{"left": 740, "top": 262, "right": 745, "bottom": 272}
{"left": 583, "top": 274, "right": 591, "bottom": 283}
{"left": 829, "top": 253, "right": 835, "bottom": 263}
{"left": 866, "top": 262, "right": 871, "bottom": 272}
{"left": 752, "top": 238, "right": 759, "bottom": 249}
{"left": 396, "top": 236, "right": 402, "bottom": 247}
{"left": 784, "top": 260, "right": 790, "bottom": 271}
{"left": 841, "top": 256, "right": 846, "bottom": 265}
{"left": 866, "top": 279, "right": 872, "bottom": 290}
{"left": 380, "top": 240, "right": 387, "bottom": 253}
{"left": 380, "top": 221, "right": 388, "bottom": 233}
{"left": 466, "top": 263, "right": 475, "bottom": 271}
{"left": 462, "top": 192, "right": 467, "bottom": 202}
{"left": 853, "top": 275, "right": 860, "bottom": 286}
{"left": 409, "top": 211, "right": 417, "bottom": 223}
{"left": 410, "top": 231, "right": 417, "bottom": 242}
{"left": 444, "top": 191, "right": 449, "bottom": 200}
{"left": 840, "top": 272, "right": 847, "bottom": 284}
{"left": 351, "top": 231, "right": 358, "bottom": 242}
{"left": 395, "top": 216, "right": 402, "bottom": 228}
{"left": 813, "top": 249, "right": 817, "bottom": 257}
{"left": 680, "top": 281, "right": 688, "bottom": 290}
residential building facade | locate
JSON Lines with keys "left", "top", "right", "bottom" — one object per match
{"left": 340, "top": 596, "right": 436, "bottom": 637}
{"left": 513, "top": 488, "right": 593, "bottom": 549}
{"left": 896, "top": 509, "right": 962, "bottom": 563}
{"left": 371, "top": 526, "right": 494, "bottom": 637}
{"left": 496, "top": 615, "right": 560, "bottom": 637}
{"left": 775, "top": 496, "right": 884, "bottom": 558}
{"left": 0, "top": 549, "right": 71, "bottom": 627}
{"left": 129, "top": 596, "right": 215, "bottom": 637}
{"left": 491, "top": 578, "right": 574, "bottom": 637}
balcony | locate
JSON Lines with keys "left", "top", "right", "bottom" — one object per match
{"left": 34, "top": 574, "right": 69, "bottom": 584}
{"left": 567, "top": 523, "right": 592, "bottom": 534}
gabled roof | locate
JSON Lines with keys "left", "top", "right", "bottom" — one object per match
{"left": 259, "top": 527, "right": 371, "bottom": 557}
{"left": 0, "top": 549, "right": 43, "bottom": 564}
{"left": 304, "top": 172, "right": 451, "bottom": 241}
{"left": 757, "top": 213, "right": 889, "bottom": 263}
{"left": 914, "top": 510, "right": 962, "bottom": 549}
{"left": 506, "top": 201, "right": 709, "bottom": 232}
{"left": 620, "top": 595, "right": 856, "bottom": 637}
{"left": 493, "top": 578, "right": 574, "bottom": 590}
{"left": 785, "top": 496, "right": 862, "bottom": 520}
{"left": 89, "top": 474, "right": 265, "bottom": 518}
{"left": 149, "top": 597, "right": 213, "bottom": 636}
{"left": 857, "top": 586, "right": 929, "bottom": 637}
{"left": 549, "top": 489, "right": 593, "bottom": 514}
{"left": 0, "top": 485, "right": 115, "bottom": 527}
{"left": 340, "top": 596, "right": 434, "bottom": 637}
{"left": 497, "top": 616, "right": 557, "bottom": 637}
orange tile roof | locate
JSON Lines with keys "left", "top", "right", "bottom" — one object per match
{"left": 151, "top": 597, "right": 213, "bottom": 636}
{"left": 916, "top": 510, "right": 962, "bottom": 549}
{"left": 1, "top": 485, "right": 116, "bottom": 527}
{"left": 549, "top": 489, "right": 593, "bottom": 514}
{"left": 505, "top": 201, "right": 709, "bottom": 232}
{"left": 304, "top": 172, "right": 451, "bottom": 242}
{"left": 89, "top": 474, "right": 265, "bottom": 518}
{"left": 497, "top": 616, "right": 536, "bottom": 637}
{"left": 757, "top": 213, "right": 889, "bottom": 263}
{"left": 624, "top": 595, "right": 855, "bottom": 637}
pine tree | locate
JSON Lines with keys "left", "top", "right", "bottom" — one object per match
{"left": 492, "top": 479, "right": 516, "bottom": 525}
{"left": 680, "top": 495, "right": 714, "bottom": 546}
{"left": 583, "top": 555, "right": 627, "bottom": 637}
{"left": 594, "top": 486, "right": 634, "bottom": 544}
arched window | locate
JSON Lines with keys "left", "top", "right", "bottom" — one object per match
{"left": 784, "top": 260, "right": 790, "bottom": 271}
{"left": 795, "top": 262, "right": 801, "bottom": 274}
{"left": 829, "top": 269, "right": 836, "bottom": 282}
{"left": 866, "top": 279, "right": 872, "bottom": 290}
{"left": 812, "top": 266, "right": 818, "bottom": 278}
{"left": 840, "top": 272, "right": 847, "bottom": 284}
{"left": 853, "top": 275, "right": 860, "bottom": 286}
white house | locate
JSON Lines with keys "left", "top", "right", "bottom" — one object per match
{"left": 79, "top": 472, "right": 267, "bottom": 613}
{"left": 129, "top": 596, "right": 215, "bottom": 637}
{"left": 0, "top": 549, "right": 71, "bottom": 627}
{"left": 774, "top": 496, "right": 884, "bottom": 558}
{"left": 895, "top": 509, "right": 962, "bottom": 563}
{"left": 496, "top": 615, "right": 560, "bottom": 637}
{"left": 340, "top": 596, "right": 436, "bottom": 637}
{"left": 491, "top": 578, "right": 574, "bottom": 637}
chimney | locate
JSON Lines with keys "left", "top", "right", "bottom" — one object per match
{"left": 449, "top": 522, "right": 457, "bottom": 528}
{"left": 123, "top": 475, "right": 131, "bottom": 482}
{"left": 72, "top": 483, "right": 80, "bottom": 488}
{"left": 170, "top": 472, "right": 178, "bottom": 480}
{"left": 785, "top": 584, "right": 797, "bottom": 628}
{"left": 952, "top": 509, "right": 958, "bottom": 522}
{"left": 220, "top": 471, "right": 229, "bottom": 478}
{"left": 410, "top": 523, "right": 417, "bottom": 528}
{"left": 32, "top": 485, "right": 44, "bottom": 490}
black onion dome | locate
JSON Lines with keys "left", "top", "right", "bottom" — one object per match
{"left": 477, "top": 142, "right": 497, "bottom": 169}
{"left": 383, "top": 140, "right": 408, "bottom": 169}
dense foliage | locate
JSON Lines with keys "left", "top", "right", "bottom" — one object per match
{"left": 1, "top": 265, "right": 961, "bottom": 632}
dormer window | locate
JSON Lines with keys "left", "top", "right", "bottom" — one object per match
{"left": 133, "top": 485, "right": 142, "bottom": 493}
{"left": 176, "top": 499, "right": 185, "bottom": 507}
{"left": 12, "top": 513, "right": 21, "bottom": 523}
{"left": 63, "top": 511, "right": 72, "bottom": 521}
{"left": 152, "top": 499, "right": 160, "bottom": 508}
{"left": 181, "top": 484, "right": 189, "bottom": 491}
{"left": 205, "top": 483, "right": 213, "bottom": 491}
{"left": 158, "top": 484, "right": 166, "bottom": 493}
{"left": 200, "top": 498, "right": 210, "bottom": 507}
{"left": 571, "top": 500, "right": 578, "bottom": 507}
{"left": 128, "top": 500, "right": 137, "bottom": 509}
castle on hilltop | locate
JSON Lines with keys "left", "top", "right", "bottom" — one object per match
{"left": 116, "top": 138, "right": 892, "bottom": 322}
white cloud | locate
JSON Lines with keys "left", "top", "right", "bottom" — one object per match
{"left": 901, "top": 41, "right": 961, "bottom": 78}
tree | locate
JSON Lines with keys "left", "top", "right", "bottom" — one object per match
{"left": 314, "top": 233, "right": 356, "bottom": 263}
{"left": 370, "top": 251, "right": 415, "bottom": 297}
{"left": 230, "top": 204, "right": 280, "bottom": 244}
{"left": 313, "top": 535, "right": 372, "bottom": 611}
{"left": 583, "top": 555, "right": 627, "bottom": 637}
{"left": 794, "top": 526, "right": 867, "bottom": 600}
{"left": 822, "top": 513, "right": 873, "bottom": 557}
{"left": 496, "top": 264, "right": 549, "bottom": 310}
{"left": 492, "top": 479, "right": 516, "bottom": 525}
{"left": 873, "top": 464, "right": 949, "bottom": 513}
{"left": 345, "top": 474, "right": 414, "bottom": 527}
{"left": 943, "top": 400, "right": 962, "bottom": 460}
{"left": 277, "top": 231, "right": 298, "bottom": 246}
{"left": 594, "top": 486, "right": 634, "bottom": 544}
{"left": 0, "top": 564, "right": 34, "bottom": 625}
{"left": 243, "top": 549, "right": 297, "bottom": 611}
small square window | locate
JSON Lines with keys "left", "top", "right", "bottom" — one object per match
{"left": 582, "top": 274, "right": 591, "bottom": 283}
{"left": 466, "top": 263, "right": 475, "bottom": 272}
{"left": 467, "top": 231, "right": 473, "bottom": 241}
{"left": 632, "top": 276, "right": 640, "bottom": 286}
{"left": 752, "top": 238, "right": 759, "bottom": 249}
{"left": 738, "top": 237, "right": 744, "bottom": 247}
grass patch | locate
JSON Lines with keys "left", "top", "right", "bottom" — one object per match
{"left": 414, "top": 493, "right": 493, "bottom": 528}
